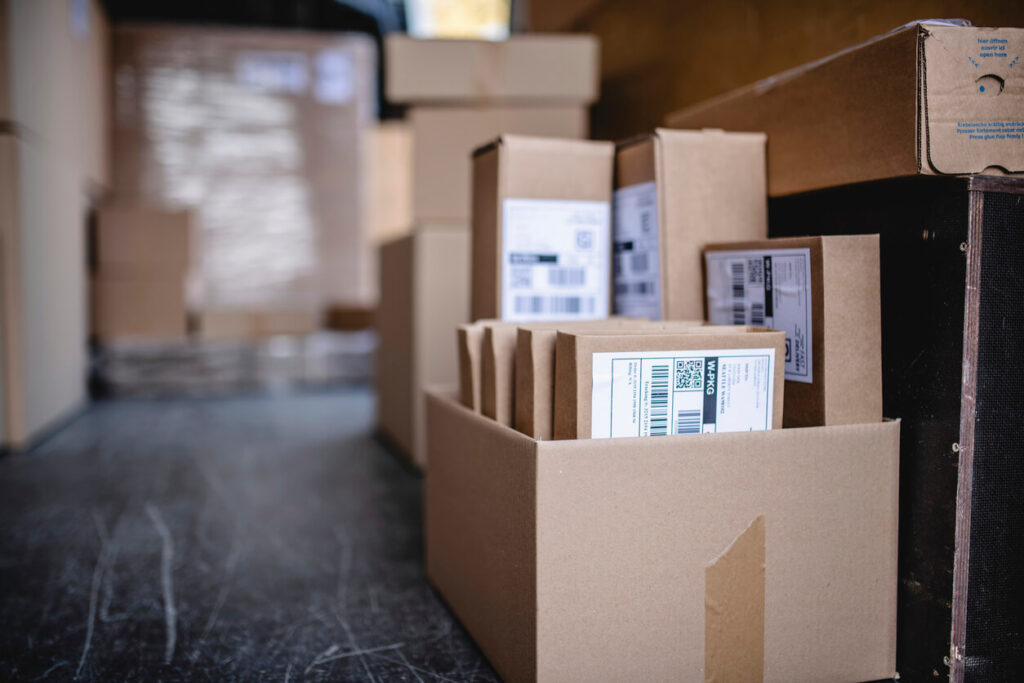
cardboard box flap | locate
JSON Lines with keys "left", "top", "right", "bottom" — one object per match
{"left": 385, "top": 34, "right": 599, "bottom": 104}
{"left": 923, "top": 25, "right": 1024, "bottom": 174}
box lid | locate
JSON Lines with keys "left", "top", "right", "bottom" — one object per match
{"left": 385, "top": 34, "right": 599, "bottom": 104}
{"left": 922, "top": 25, "right": 1024, "bottom": 174}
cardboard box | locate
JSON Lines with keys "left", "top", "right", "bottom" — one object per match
{"left": 377, "top": 223, "right": 470, "bottom": 468}
{"left": 426, "top": 390, "right": 899, "bottom": 682}
{"left": 385, "top": 34, "right": 599, "bottom": 104}
{"left": 198, "top": 310, "right": 319, "bottom": 341}
{"left": 366, "top": 121, "right": 413, "bottom": 247}
{"left": 457, "top": 322, "right": 487, "bottom": 411}
{"left": 95, "top": 205, "right": 192, "bottom": 277}
{"left": 665, "top": 23, "right": 1024, "bottom": 196}
{"left": 471, "top": 135, "right": 615, "bottom": 321}
{"left": 554, "top": 327, "right": 785, "bottom": 439}
{"left": 515, "top": 319, "right": 703, "bottom": 440}
{"left": 411, "top": 105, "right": 588, "bottom": 222}
{"left": 92, "top": 276, "right": 187, "bottom": 341}
{"left": 704, "top": 235, "right": 881, "bottom": 428}
{"left": 614, "top": 128, "right": 766, "bottom": 320}
{"left": 113, "top": 25, "right": 377, "bottom": 312}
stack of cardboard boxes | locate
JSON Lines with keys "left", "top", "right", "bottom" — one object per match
{"left": 376, "top": 35, "right": 600, "bottom": 467}
{"left": 1, "top": 0, "right": 110, "bottom": 449}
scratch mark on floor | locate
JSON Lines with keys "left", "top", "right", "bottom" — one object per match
{"left": 74, "top": 512, "right": 110, "bottom": 679}
{"left": 306, "top": 642, "right": 405, "bottom": 673}
{"left": 145, "top": 503, "right": 177, "bottom": 665}
{"left": 283, "top": 661, "right": 292, "bottom": 682}
{"left": 395, "top": 647, "right": 425, "bottom": 683}
{"left": 304, "top": 644, "right": 339, "bottom": 674}
{"left": 36, "top": 660, "right": 70, "bottom": 680}
{"left": 366, "top": 653, "right": 461, "bottom": 683}
{"left": 189, "top": 533, "right": 243, "bottom": 663}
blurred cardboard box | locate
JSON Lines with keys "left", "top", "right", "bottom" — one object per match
{"left": 704, "top": 235, "right": 882, "bottom": 427}
{"left": 92, "top": 276, "right": 187, "bottom": 341}
{"left": 377, "top": 222, "right": 470, "bottom": 468}
{"left": 198, "top": 310, "right": 319, "bottom": 341}
{"left": 613, "top": 129, "right": 766, "bottom": 320}
{"left": 366, "top": 121, "right": 413, "bottom": 247}
{"left": 554, "top": 327, "right": 785, "bottom": 439}
{"left": 665, "top": 23, "right": 1024, "bottom": 196}
{"left": 385, "top": 35, "right": 599, "bottom": 104}
{"left": 425, "top": 390, "right": 899, "bottom": 682}
{"left": 471, "top": 135, "right": 614, "bottom": 321}
{"left": 410, "top": 105, "right": 588, "bottom": 222}
{"left": 95, "top": 205, "right": 192, "bottom": 276}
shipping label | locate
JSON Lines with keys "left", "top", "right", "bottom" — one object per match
{"left": 501, "top": 198, "right": 610, "bottom": 322}
{"left": 591, "top": 348, "right": 776, "bottom": 438}
{"left": 612, "top": 181, "right": 661, "bottom": 319}
{"left": 705, "top": 248, "right": 813, "bottom": 383}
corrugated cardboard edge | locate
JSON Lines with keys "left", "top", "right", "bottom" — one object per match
{"left": 0, "top": 133, "right": 26, "bottom": 445}
{"left": 705, "top": 515, "right": 766, "bottom": 683}
{"left": 457, "top": 324, "right": 483, "bottom": 411}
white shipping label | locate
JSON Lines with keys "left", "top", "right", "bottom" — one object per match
{"left": 501, "top": 198, "right": 610, "bottom": 322}
{"left": 705, "top": 248, "right": 813, "bottom": 383}
{"left": 613, "top": 181, "right": 662, "bottom": 319}
{"left": 591, "top": 348, "right": 776, "bottom": 438}
{"left": 236, "top": 52, "right": 309, "bottom": 94}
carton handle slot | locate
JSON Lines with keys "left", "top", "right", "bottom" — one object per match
{"left": 976, "top": 75, "right": 1004, "bottom": 97}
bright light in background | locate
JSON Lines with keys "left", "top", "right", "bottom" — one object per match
{"left": 405, "top": 0, "right": 510, "bottom": 40}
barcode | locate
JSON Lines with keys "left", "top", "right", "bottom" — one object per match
{"left": 547, "top": 267, "right": 586, "bottom": 287}
{"left": 731, "top": 261, "right": 746, "bottom": 325}
{"left": 676, "top": 409, "right": 701, "bottom": 434}
{"left": 649, "top": 364, "right": 669, "bottom": 436}
{"left": 615, "top": 282, "right": 655, "bottom": 295}
{"left": 750, "top": 302, "right": 765, "bottom": 326}
{"left": 513, "top": 296, "right": 596, "bottom": 315}
{"left": 631, "top": 252, "right": 649, "bottom": 272}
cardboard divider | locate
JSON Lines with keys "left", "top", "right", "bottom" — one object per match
{"left": 426, "top": 390, "right": 899, "bottom": 682}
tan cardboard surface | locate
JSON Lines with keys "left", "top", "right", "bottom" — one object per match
{"left": 616, "top": 129, "right": 767, "bottom": 320}
{"left": 426, "top": 391, "right": 899, "bottom": 682}
{"left": 554, "top": 328, "right": 785, "bottom": 439}
{"left": 411, "top": 105, "right": 588, "bottom": 222}
{"left": 385, "top": 34, "right": 599, "bottom": 104}
{"left": 704, "top": 235, "right": 881, "bottom": 427}
{"left": 457, "top": 323, "right": 485, "bottom": 411}
{"left": 96, "top": 205, "right": 192, "bottom": 277}
{"left": 515, "top": 319, "right": 702, "bottom": 440}
{"left": 471, "top": 135, "right": 615, "bottom": 320}
{"left": 481, "top": 323, "right": 519, "bottom": 426}
{"left": 705, "top": 515, "right": 766, "bottom": 683}
{"left": 378, "top": 223, "right": 470, "bottom": 467}
{"left": 197, "top": 310, "right": 319, "bottom": 341}
{"left": 922, "top": 26, "right": 1024, "bottom": 175}
{"left": 92, "top": 276, "right": 187, "bottom": 341}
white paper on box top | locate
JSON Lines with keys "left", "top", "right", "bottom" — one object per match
{"left": 591, "top": 347, "right": 776, "bottom": 438}
{"left": 501, "top": 198, "right": 610, "bottom": 322}
{"left": 705, "top": 248, "right": 813, "bottom": 383}
{"left": 612, "top": 181, "right": 662, "bottom": 320}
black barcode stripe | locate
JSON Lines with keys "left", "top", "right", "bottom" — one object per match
{"left": 547, "top": 267, "right": 586, "bottom": 287}
{"left": 751, "top": 302, "right": 765, "bottom": 326}
{"left": 676, "top": 409, "right": 700, "bottom": 434}
{"left": 731, "top": 261, "right": 746, "bottom": 325}
{"left": 513, "top": 296, "right": 596, "bottom": 315}
{"left": 650, "top": 365, "right": 669, "bottom": 436}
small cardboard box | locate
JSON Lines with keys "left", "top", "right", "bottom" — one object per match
{"left": 471, "top": 135, "right": 615, "bottom": 321}
{"left": 513, "top": 319, "right": 703, "bottom": 440}
{"left": 704, "top": 235, "right": 882, "bottom": 427}
{"left": 385, "top": 34, "right": 599, "bottom": 104}
{"left": 554, "top": 327, "right": 785, "bottom": 439}
{"left": 377, "top": 222, "right": 470, "bottom": 468}
{"left": 410, "top": 105, "right": 588, "bottom": 222}
{"left": 426, "top": 391, "right": 899, "bottom": 682}
{"left": 665, "top": 23, "right": 1024, "bottom": 196}
{"left": 614, "top": 129, "right": 766, "bottom": 320}
{"left": 95, "top": 204, "right": 192, "bottom": 276}
{"left": 91, "top": 275, "right": 187, "bottom": 341}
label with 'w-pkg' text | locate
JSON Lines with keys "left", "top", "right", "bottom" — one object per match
{"left": 590, "top": 348, "right": 775, "bottom": 439}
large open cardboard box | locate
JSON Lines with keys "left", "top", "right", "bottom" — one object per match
{"left": 425, "top": 391, "right": 899, "bottom": 682}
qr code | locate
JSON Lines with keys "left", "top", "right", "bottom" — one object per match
{"left": 675, "top": 359, "right": 703, "bottom": 390}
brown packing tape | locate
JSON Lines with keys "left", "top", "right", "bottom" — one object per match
{"left": 705, "top": 515, "right": 766, "bottom": 683}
